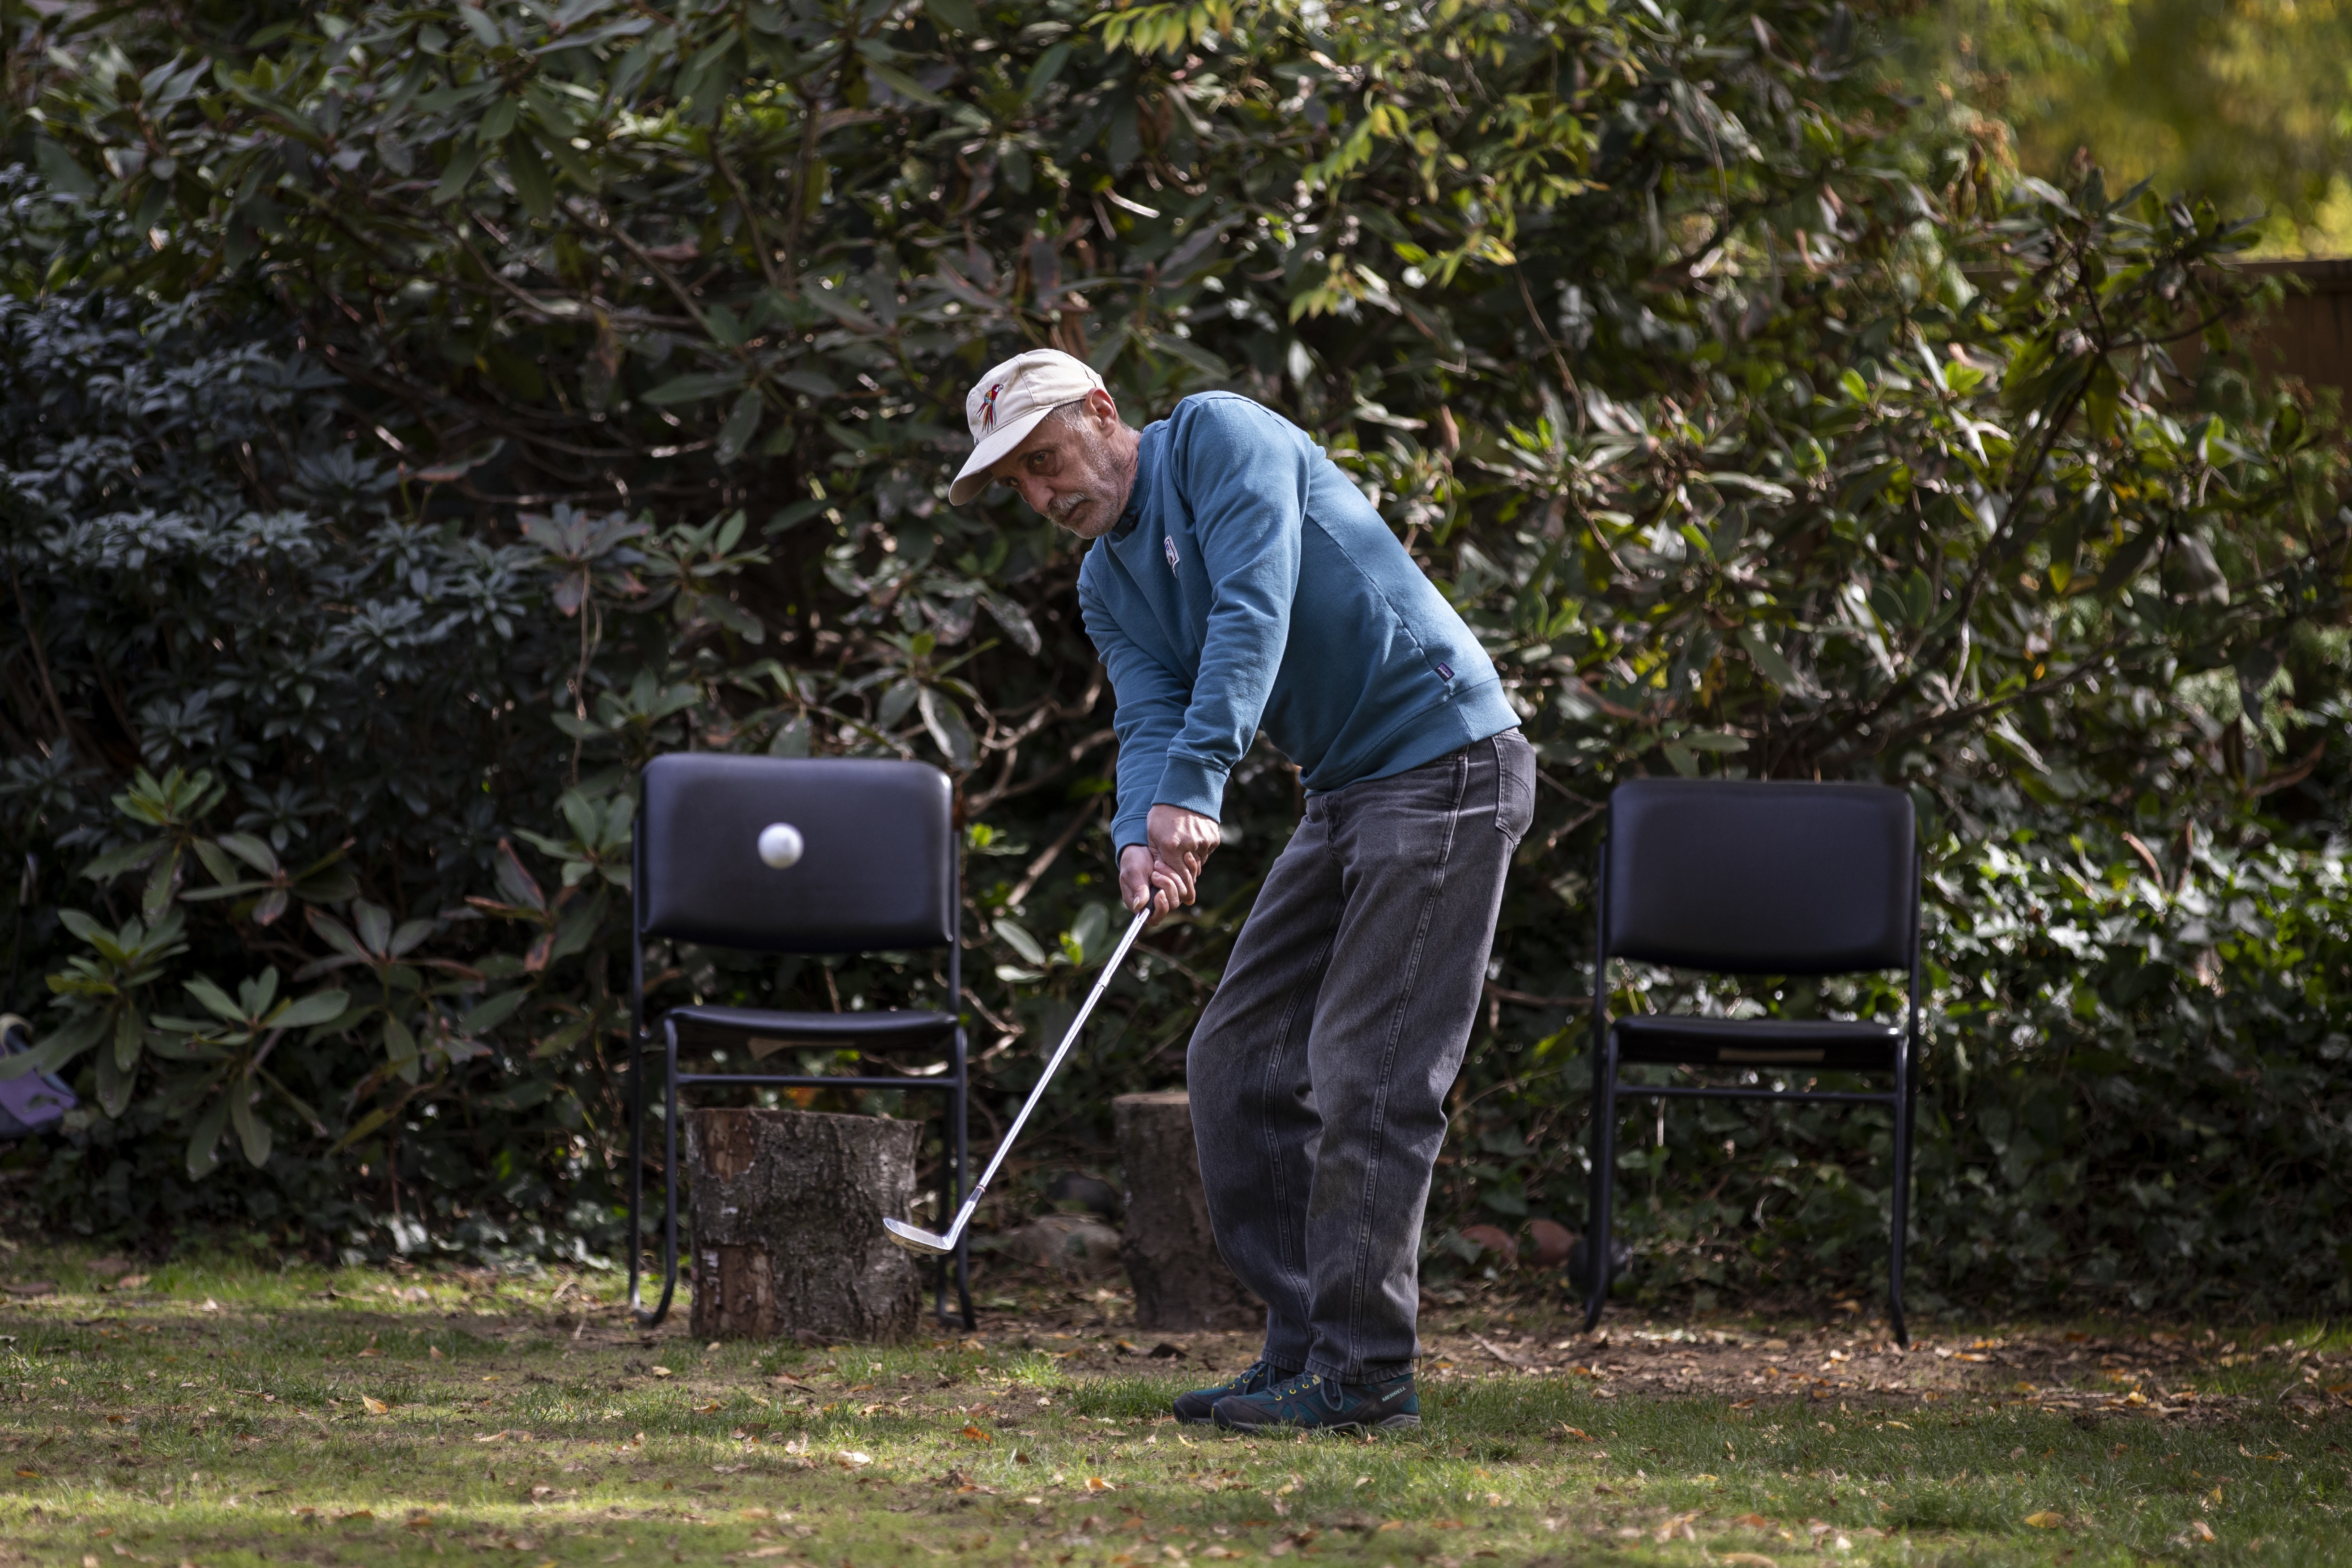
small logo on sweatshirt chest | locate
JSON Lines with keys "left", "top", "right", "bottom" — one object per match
{"left": 1164, "top": 534, "right": 1180, "bottom": 573}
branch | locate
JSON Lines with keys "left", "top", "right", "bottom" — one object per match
{"left": 712, "top": 138, "right": 785, "bottom": 295}
{"left": 7, "top": 560, "right": 84, "bottom": 753}
{"left": 1001, "top": 795, "right": 1105, "bottom": 912}
{"left": 965, "top": 727, "right": 1118, "bottom": 812}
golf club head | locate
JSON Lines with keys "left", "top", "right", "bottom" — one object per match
{"left": 882, "top": 1216, "right": 955, "bottom": 1255}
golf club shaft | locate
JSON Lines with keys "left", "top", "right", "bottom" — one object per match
{"left": 932, "top": 905, "right": 1153, "bottom": 1248}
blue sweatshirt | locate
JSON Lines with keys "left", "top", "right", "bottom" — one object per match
{"left": 1077, "top": 393, "right": 1519, "bottom": 853}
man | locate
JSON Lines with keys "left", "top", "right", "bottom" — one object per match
{"left": 952, "top": 348, "right": 1533, "bottom": 1433}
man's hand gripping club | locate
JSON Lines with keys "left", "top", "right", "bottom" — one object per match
{"left": 1120, "top": 803, "right": 1220, "bottom": 926}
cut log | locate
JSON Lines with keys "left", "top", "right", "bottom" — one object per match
{"left": 1114, "top": 1090, "right": 1261, "bottom": 1331}
{"left": 685, "top": 1107, "right": 922, "bottom": 1343}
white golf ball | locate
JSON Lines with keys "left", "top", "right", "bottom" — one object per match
{"left": 757, "top": 822, "right": 804, "bottom": 869}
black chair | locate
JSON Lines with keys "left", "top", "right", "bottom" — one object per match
{"left": 627, "top": 753, "right": 973, "bottom": 1329}
{"left": 1583, "top": 779, "right": 1921, "bottom": 1344}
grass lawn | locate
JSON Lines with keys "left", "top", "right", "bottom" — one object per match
{"left": 2, "top": 1248, "right": 2348, "bottom": 1567}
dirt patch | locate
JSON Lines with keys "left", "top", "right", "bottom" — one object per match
{"left": 242, "top": 1255, "right": 2348, "bottom": 1431}
{"left": 805, "top": 1257, "right": 2349, "bottom": 1427}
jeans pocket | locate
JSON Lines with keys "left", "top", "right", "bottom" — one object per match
{"left": 1493, "top": 731, "right": 1535, "bottom": 842}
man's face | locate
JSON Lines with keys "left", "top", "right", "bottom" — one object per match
{"left": 987, "top": 390, "right": 1131, "bottom": 539}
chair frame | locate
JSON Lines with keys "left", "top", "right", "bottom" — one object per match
{"left": 624, "top": 796, "right": 973, "bottom": 1332}
{"left": 1582, "top": 793, "right": 1922, "bottom": 1346}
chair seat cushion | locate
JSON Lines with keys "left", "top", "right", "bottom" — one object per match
{"left": 663, "top": 1005, "right": 957, "bottom": 1056}
{"left": 1613, "top": 1014, "right": 1900, "bottom": 1070}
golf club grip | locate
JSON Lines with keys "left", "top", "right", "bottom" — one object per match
{"left": 943, "top": 906, "right": 1153, "bottom": 1241}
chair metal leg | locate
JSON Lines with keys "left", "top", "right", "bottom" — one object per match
{"left": 930, "top": 1082, "right": 944, "bottom": 1323}
{"left": 1887, "top": 1037, "right": 1915, "bottom": 1348}
{"left": 626, "top": 1019, "right": 645, "bottom": 1320}
{"left": 1583, "top": 1034, "right": 1619, "bottom": 1333}
{"left": 925, "top": 1035, "right": 975, "bottom": 1331}
{"left": 934, "top": 1077, "right": 956, "bottom": 1326}
{"left": 950, "top": 1029, "right": 974, "bottom": 1329}
{"left": 635, "top": 1021, "right": 682, "bottom": 1329}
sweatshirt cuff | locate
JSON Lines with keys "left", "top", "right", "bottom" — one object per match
{"left": 1153, "top": 754, "right": 1230, "bottom": 824}
{"left": 1111, "top": 809, "right": 1152, "bottom": 854}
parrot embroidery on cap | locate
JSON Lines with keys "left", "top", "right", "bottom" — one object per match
{"left": 978, "top": 381, "right": 1004, "bottom": 435}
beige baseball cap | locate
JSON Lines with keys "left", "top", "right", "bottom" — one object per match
{"left": 949, "top": 348, "right": 1107, "bottom": 505}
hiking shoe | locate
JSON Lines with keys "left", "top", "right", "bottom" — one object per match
{"left": 1172, "top": 1358, "right": 1294, "bottom": 1424}
{"left": 1211, "top": 1369, "right": 1421, "bottom": 1434}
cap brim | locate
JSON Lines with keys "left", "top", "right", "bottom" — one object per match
{"left": 949, "top": 406, "right": 1056, "bottom": 506}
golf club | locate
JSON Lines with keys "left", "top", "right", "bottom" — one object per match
{"left": 884, "top": 903, "right": 1153, "bottom": 1255}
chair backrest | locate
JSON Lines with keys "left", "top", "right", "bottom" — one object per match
{"left": 1603, "top": 779, "right": 1915, "bottom": 974}
{"left": 637, "top": 754, "right": 956, "bottom": 955}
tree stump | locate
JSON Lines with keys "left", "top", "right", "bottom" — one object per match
{"left": 685, "top": 1107, "right": 922, "bottom": 1343}
{"left": 1114, "top": 1091, "right": 1261, "bottom": 1331}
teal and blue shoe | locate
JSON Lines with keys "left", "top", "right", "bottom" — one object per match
{"left": 1172, "top": 1358, "right": 1295, "bottom": 1424}
{"left": 1210, "top": 1369, "right": 1421, "bottom": 1434}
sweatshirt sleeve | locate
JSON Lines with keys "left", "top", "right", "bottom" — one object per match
{"left": 1153, "top": 398, "right": 1306, "bottom": 819}
{"left": 1079, "top": 555, "right": 1191, "bottom": 854}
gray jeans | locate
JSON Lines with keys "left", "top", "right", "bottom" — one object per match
{"left": 1187, "top": 729, "right": 1534, "bottom": 1383}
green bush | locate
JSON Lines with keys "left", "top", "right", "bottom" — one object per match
{"left": 0, "top": 0, "right": 2347, "bottom": 1312}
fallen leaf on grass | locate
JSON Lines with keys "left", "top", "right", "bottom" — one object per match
{"left": 2024, "top": 1512, "right": 2065, "bottom": 1530}
{"left": 4, "top": 1282, "right": 56, "bottom": 1297}
{"left": 356, "top": 1349, "right": 381, "bottom": 1359}
{"left": 693, "top": 1401, "right": 721, "bottom": 1414}
{"left": 338, "top": 1511, "right": 375, "bottom": 1522}
{"left": 651, "top": 1366, "right": 675, "bottom": 1378}
{"left": 1084, "top": 1477, "right": 1114, "bottom": 1491}
{"left": 961, "top": 1425, "right": 994, "bottom": 1444}
{"left": 116, "top": 1276, "right": 149, "bottom": 1291}
{"left": 834, "top": 1452, "right": 873, "bottom": 1468}
{"left": 1732, "top": 1514, "right": 1776, "bottom": 1530}
{"left": 15, "top": 1467, "right": 42, "bottom": 1479}
{"left": 361, "top": 1396, "right": 389, "bottom": 1415}
{"left": 1717, "top": 1555, "right": 1779, "bottom": 1568}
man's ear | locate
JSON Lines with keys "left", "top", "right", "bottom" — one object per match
{"left": 1085, "top": 387, "right": 1121, "bottom": 428}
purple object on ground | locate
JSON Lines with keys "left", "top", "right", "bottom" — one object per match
{"left": 0, "top": 1016, "right": 75, "bottom": 1137}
